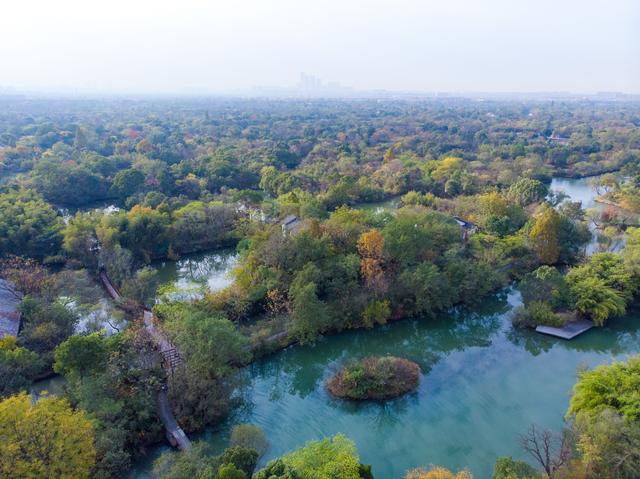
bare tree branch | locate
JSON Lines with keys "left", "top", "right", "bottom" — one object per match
{"left": 520, "top": 424, "right": 572, "bottom": 478}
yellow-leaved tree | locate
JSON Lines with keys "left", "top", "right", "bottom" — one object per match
{"left": 357, "top": 228, "right": 387, "bottom": 295}
{"left": 529, "top": 205, "right": 561, "bottom": 265}
{"left": 0, "top": 392, "right": 96, "bottom": 479}
{"left": 405, "top": 466, "right": 473, "bottom": 479}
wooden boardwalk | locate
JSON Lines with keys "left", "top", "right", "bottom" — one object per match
{"left": 536, "top": 319, "right": 594, "bottom": 340}
{"left": 100, "top": 271, "right": 122, "bottom": 301}
{"left": 99, "top": 270, "right": 191, "bottom": 451}
{"left": 158, "top": 387, "right": 191, "bottom": 451}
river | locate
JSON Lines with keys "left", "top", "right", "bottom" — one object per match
{"left": 129, "top": 176, "right": 640, "bottom": 478}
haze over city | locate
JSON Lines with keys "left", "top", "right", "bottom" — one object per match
{"left": 1, "top": 0, "right": 639, "bottom": 96}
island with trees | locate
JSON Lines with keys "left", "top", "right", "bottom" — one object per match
{"left": 326, "top": 356, "right": 420, "bottom": 400}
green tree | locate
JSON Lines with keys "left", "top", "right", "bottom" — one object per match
{"left": 399, "top": 262, "right": 453, "bottom": 318}
{"left": 109, "top": 168, "right": 145, "bottom": 200}
{"left": 568, "top": 253, "right": 634, "bottom": 300}
{"left": 507, "top": 178, "right": 548, "bottom": 206}
{"left": 62, "top": 212, "right": 100, "bottom": 268}
{"left": 218, "top": 463, "right": 246, "bottom": 479}
{"left": 279, "top": 434, "right": 362, "bottom": 479}
{"left": 58, "top": 330, "right": 163, "bottom": 479}
{"left": 121, "top": 266, "right": 159, "bottom": 306}
{"left": 405, "top": 466, "right": 473, "bottom": 479}
{"left": 253, "top": 459, "right": 299, "bottom": 479}
{"left": 289, "top": 277, "right": 330, "bottom": 343}
{"left": 153, "top": 443, "right": 217, "bottom": 479}
{"left": 0, "top": 392, "right": 96, "bottom": 479}
{"left": 53, "top": 332, "right": 109, "bottom": 377}
{"left": 567, "top": 356, "right": 640, "bottom": 478}
{"left": 568, "top": 355, "right": 640, "bottom": 422}
{"left": 361, "top": 299, "right": 391, "bottom": 328}
{"left": 567, "top": 276, "right": 626, "bottom": 326}
{"left": 519, "top": 266, "right": 568, "bottom": 309}
{"left": 158, "top": 304, "right": 249, "bottom": 430}
{"left": 0, "top": 188, "right": 63, "bottom": 260}
{"left": 121, "top": 205, "right": 170, "bottom": 262}
{"left": 493, "top": 456, "right": 539, "bottom": 479}
{"left": 574, "top": 409, "right": 640, "bottom": 479}
{"left": 217, "top": 446, "right": 258, "bottom": 477}
{"left": 0, "top": 336, "right": 43, "bottom": 397}
{"left": 33, "top": 160, "right": 107, "bottom": 206}
{"left": 230, "top": 424, "right": 269, "bottom": 457}
{"left": 18, "top": 296, "right": 78, "bottom": 361}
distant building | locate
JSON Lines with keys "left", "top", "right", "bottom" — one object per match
{"left": 453, "top": 217, "right": 478, "bottom": 241}
{"left": 0, "top": 279, "right": 21, "bottom": 338}
{"left": 547, "top": 135, "right": 571, "bottom": 145}
{"left": 282, "top": 215, "right": 303, "bottom": 235}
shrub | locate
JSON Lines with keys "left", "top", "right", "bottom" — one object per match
{"left": 362, "top": 300, "right": 391, "bottom": 328}
{"left": 511, "top": 301, "right": 564, "bottom": 328}
{"left": 217, "top": 446, "right": 258, "bottom": 477}
{"left": 282, "top": 435, "right": 361, "bottom": 479}
{"left": 568, "top": 355, "right": 640, "bottom": 422}
{"left": 252, "top": 459, "right": 298, "bottom": 479}
{"left": 405, "top": 466, "right": 473, "bottom": 479}
{"left": 218, "top": 463, "right": 247, "bottom": 479}
{"left": 493, "top": 456, "right": 539, "bottom": 479}
{"left": 327, "top": 356, "right": 420, "bottom": 400}
{"left": 230, "top": 424, "right": 268, "bottom": 457}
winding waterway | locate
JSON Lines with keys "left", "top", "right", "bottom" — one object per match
{"left": 130, "top": 176, "right": 640, "bottom": 478}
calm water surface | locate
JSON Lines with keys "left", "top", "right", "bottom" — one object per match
{"left": 550, "top": 176, "right": 626, "bottom": 254}
{"left": 354, "top": 196, "right": 402, "bottom": 214}
{"left": 131, "top": 176, "right": 640, "bottom": 478}
{"left": 153, "top": 249, "right": 239, "bottom": 301}
{"left": 133, "top": 288, "right": 640, "bottom": 478}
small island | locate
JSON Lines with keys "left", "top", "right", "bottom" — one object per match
{"left": 327, "top": 356, "right": 420, "bottom": 400}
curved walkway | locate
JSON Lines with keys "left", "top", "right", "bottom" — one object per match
{"left": 99, "top": 271, "right": 191, "bottom": 451}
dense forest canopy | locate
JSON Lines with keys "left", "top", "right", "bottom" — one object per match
{"left": 2, "top": 97, "right": 639, "bottom": 205}
{"left": 1, "top": 96, "right": 640, "bottom": 479}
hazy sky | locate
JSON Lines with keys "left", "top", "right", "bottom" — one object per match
{"left": 1, "top": 0, "right": 638, "bottom": 95}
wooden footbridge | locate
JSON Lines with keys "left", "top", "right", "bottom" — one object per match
{"left": 100, "top": 271, "right": 191, "bottom": 451}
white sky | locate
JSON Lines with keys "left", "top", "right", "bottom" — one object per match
{"left": 0, "top": 0, "right": 638, "bottom": 94}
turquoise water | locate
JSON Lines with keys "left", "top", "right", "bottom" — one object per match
{"left": 152, "top": 249, "right": 239, "bottom": 301}
{"left": 233, "top": 289, "right": 639, "bottom": 478}
{"left": 549, "top": 176, "right": 625, "bottom": 254}
{"left": 129, "top": 176, "right": 639, "bottom": 477}
{"left": 132, "top": 288, "right": 640, "bottom": 478}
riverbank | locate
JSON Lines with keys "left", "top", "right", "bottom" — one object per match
{"left": 130, "top": 286, "right": 640, "bottom": 479}
{"left": 553, "top": 166, "right": 623, "bottom": 180}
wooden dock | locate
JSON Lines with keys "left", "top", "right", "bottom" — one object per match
{"left": 536, "top": 319, "right": 594, "bottom": 340}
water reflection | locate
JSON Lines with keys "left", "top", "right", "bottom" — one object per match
{"left": 507, "top": 313, "right": 640, "bottom": 357}
{"left": 132, "top": 177, "right": 640, "bottom": 479}
{"left": 153, "top": 249, "right": 239, "bottom": 301}
{"left": 250, "top": 292, "right": 507, "bottom": 402}
{"left": 132, "top": 281, "right": 640, "bottom": 479}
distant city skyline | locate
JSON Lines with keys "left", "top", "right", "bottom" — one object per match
{"left": 1, "top": 0, "right": 638, "bottom": 95}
